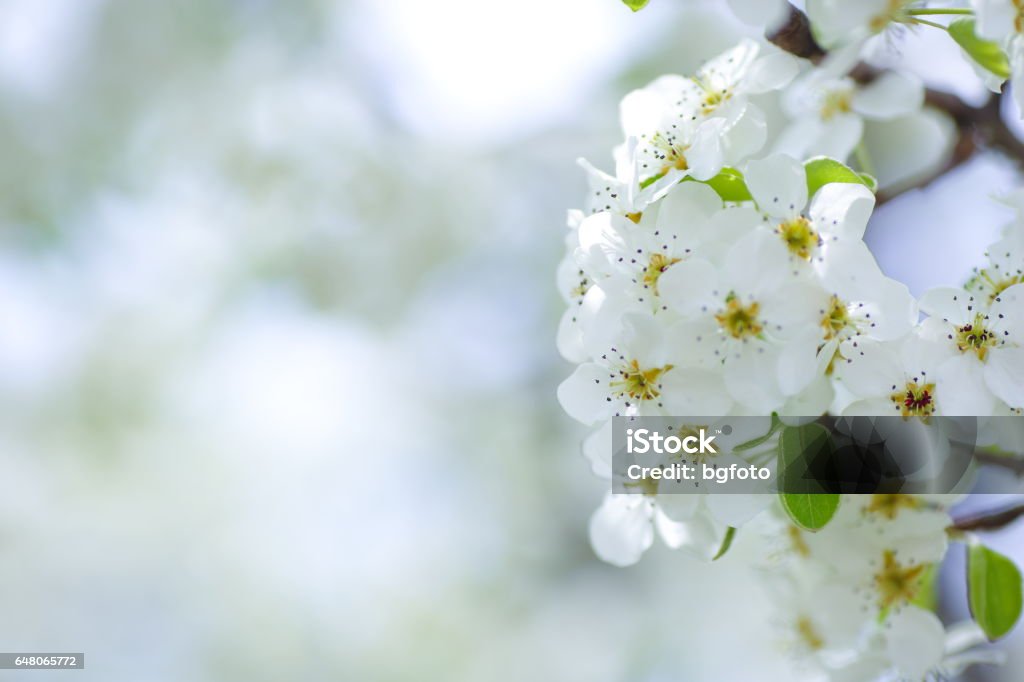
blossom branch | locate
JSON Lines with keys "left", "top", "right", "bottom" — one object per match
{"left": 946, "top": 456, "right": 1024, "bottom": 531}
{"left": 883, "top": 90, "right": 1024, "bottom": 204}
{"left": 768, "top": 4, "right": 1024, "bottom": 204}
{"left": 767, "top": 5, "right": 825, "bottom": 64}
{"left": 952, "top": 501, "right": 1024, "bottom": 532}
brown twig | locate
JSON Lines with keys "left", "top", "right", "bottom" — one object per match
{"left": 768, "top": 5, "right": 826, "bottom": 64}
{"left": 948, "top": 454, "right": 1024, "bottom": 531}
{"left": 875, "top": 91, "right": 1024, "bottom": 204}
{"left": 767, "top": 4, "right": 1024, "bottom": 205}
{"left": 946, "top": 455, "right": 1024, "bottom": 531}
{"left": 952, "top": 502, "right": 1024, "bottom": 532}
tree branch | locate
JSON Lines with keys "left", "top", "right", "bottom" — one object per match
{"left": 766, "top": 4, "right": 1024, "bottom": 205}
{"left": 767, "top": 5, "right": 826, "bottom": 64}
{"left": 876, "top": 90, "right": 1024, "bottom": 204}
{"left": 945, "top": 456, "right": 1024, "bottom": 531}
{"left": 952, "top": 502, "right": 1024, "bottom": 532}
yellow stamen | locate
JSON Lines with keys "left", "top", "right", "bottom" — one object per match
{"left": 890, "top": 380, "right": 936, "bottom": 419}
{"left": 642, "top": 253, "right": 682, "bottom": 295}
{"left": 865, "top": 494, "right": 920, "bottom": 520}
{"left": 874, "top": 549, "right": 925, "bottom": 610}
{"left": 955, "top": 313, "right": 997, "bottom": 361}
{"left": 821, "top": 295, "right": 850, "bottom": 340}
{"left": 610, "top": 360, "right": 674, "bottom": 402}
{"left": 796, "top": 616, "right": 825, "bottom": 651}
{"left": 788, "top": 525, "right": 810, "bottom": 557}
{"left": 820, "top": 90, "right": 853, "bottom": 122}
{"left": 715, "top": 294, "right": 763, "bottom": 340}
{"left": 778, "top": 216, "right": 819, "bottom": 260}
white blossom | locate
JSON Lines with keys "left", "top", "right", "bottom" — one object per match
{"left": 776, "top": 71, "right": 925, "bottom": 162}
{"left": 806, "top": 0, "right": 917, "bottom": 51}
{"left": 588, "top": 491, "right": 730, "bottom": 566}
{"left": 556, "top": 311, "right": 733, "bottom": 425}
{"left": 558, "top": 28, "right": 1024, "bottom": 682}
{"left": 658, "top": 230, "right": 829, "bottom": 412}
{"left": 582, "top": 40, "right": 797, "bottom": 217}
{"left": 973, "top": 0, "right": 1024, "bottom": 114}
{"left": 919, "top": 283, "right": 1024, "bottom": 413}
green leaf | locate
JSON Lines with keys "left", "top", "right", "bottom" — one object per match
{"left": 639, "top": 169, "right": 667, "bottom": 190}
{"left": 622, "top": 0, "right": 649, "bottom": 10}
{"left": 781, "top": 491, "right": 839, "bottom": 531}
{"left": 804, "top": 157, "right": 874, "bottom": 199}
{"left": 701, "top": 167, "right": 753, "bottom": 202}
{"left": 777, "top": 423, "right": 839, "bottom": 531}
{"left": 681, "top": 167, "right": 752, "bottom": 202}
{"left": 648, "top": 166, "right": 752, "bottom": 201}
{"left": 949, "top": 19, "right": 1011, "bottom": 80}
{"left": 911, "top": 563, "right": 939, "bottom": 612}
{"left": 712, "top": 527, "right": 737, "bottom": 561}
{"left": 968, "top": 543, "right": 1023, "bottom": 641}
{"left": 858, "top": 173, "right": 878, "bottom": 192}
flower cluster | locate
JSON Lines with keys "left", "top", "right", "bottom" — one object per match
{"left": 560, "top": 39, "right": 921, "bottom": 559}
{"left": 761, "top": 494, "right": 1003, "bottom": 681}
{"left": 559, "top": 31, "right": 1024, "bottom": 681}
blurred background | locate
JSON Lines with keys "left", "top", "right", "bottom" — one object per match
{"left": 1, "top": 0, "right": 1023, "bottom": 680}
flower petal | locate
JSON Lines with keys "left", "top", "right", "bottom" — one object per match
{"left": 853, "top": 71, "right": 924, "bottom": 119}
{"left": 745, "top": 154, "right": 808, "bottom": 219}
{"left": 761, "top": 281, "right": 830, "bottom": 339}
{"left": 687, "top": 117, "right": 728, "bottom": 181}
{"left": 885, "top": 606, "right": 946, "bottom": 681}
{"left": 991, "top": 282, "right": 1024, "bottom": 342}
{"left": 744, "top": 51, "right": 799, "bottom": 94}
{"left": 705, "top": 493, "right": 771, "bottom": 527}
{"left": 589, "top": 495, "right": 654, "bottom": 567}
{"left": 813, "top": 114, "right": 864, "bottom": 161}
{"left": 863, "top": 110, "right": 956, "bottom": 192}
{"left": 777, "top": 327, "right": 825, "bottom": 396}
{"left": 722, "top": 104, "right": 767, "bottom": 166}
{"left": 658, "top": 258, "right": 720, "bottom": 318}
{"left": 659, "top": 367, "right": 734, "bottom": 416}
{"left": 656, "top": 509, "right": 727, "bottom": 561}
{"left": 860, "top": 276, "right": 917, "bottom": 341}
{"left": 724, "top": 230, "right": 790, "bottom": 298}
{"left": 557, "top": 363, "right": 611, "bottom": 425}
{"left": 841, "top": 397, "right": 900, "bottom": 416}
{"left": 621, "top": 312, "right": 670, "bottom": 369}
{"left": 668, "top": 317, "right": 725, "bottom": 369}
{"left": 582, "top": 419, "right": 614, "bottom": 479}
{"left": 985, "top": 347, "right": 1024, "bottom": 408}
{"left": 975, "top": 0, "right": 1018, "bottom": 42}
{"left": 698, "top": 39, "right": 760, "bottom": 92}
{"left": 657, "top": 181, "right": 723, "bottom": 233}
{"left": 725, "top": 0, "right": 788, "bottom": 30}
{"left": 557, "top": 307, "right": 587, "bottom": 363}
{"left": 619, "top": 75, "right": 688, "bottom": 138}
{"left": 937, "top": 354, "right": 999, "bottom": 416}
{"left": 837, "top": 338, "right": 901, "bottom": 399}
{"left": 919, "top": 287, "right": 973, "bottom": 325}
{"left": 656, "top": 494, "right": 700, "bottom": 522}
{"left": 725, "top": 344, "right": 786, "bottom": 413}
{"left": 809, "top": 182, "right": 875, "bottom": 240}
